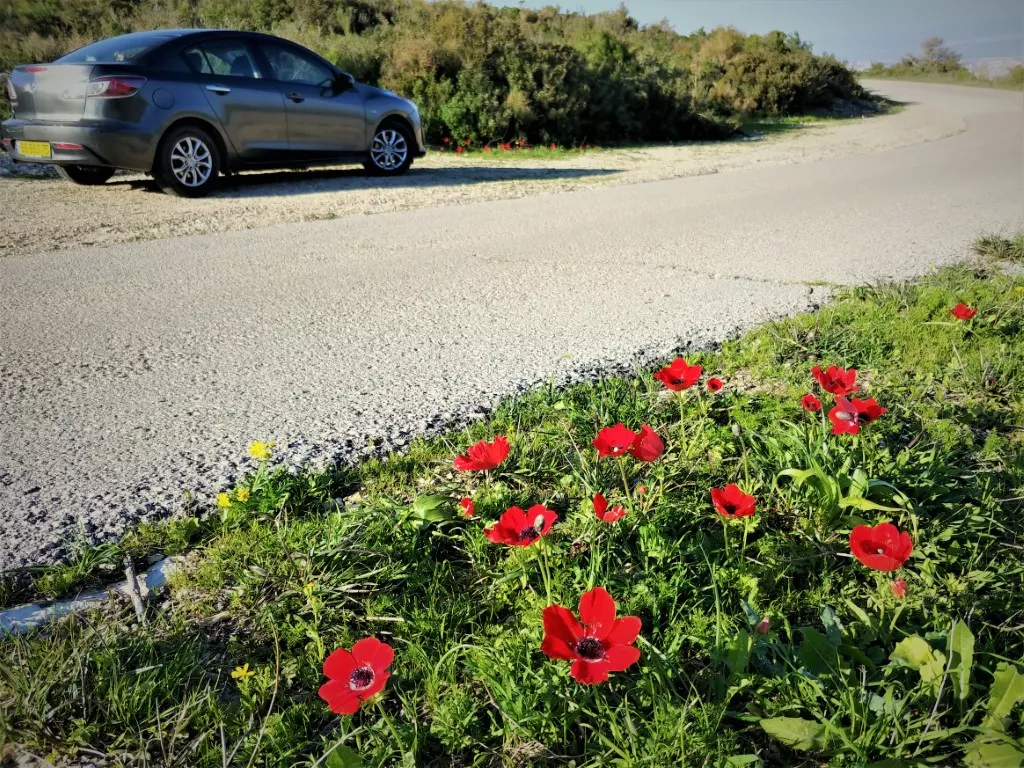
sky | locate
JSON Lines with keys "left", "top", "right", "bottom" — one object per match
{"left": 501, "top": 0, "right": 1024, "bottom": 66}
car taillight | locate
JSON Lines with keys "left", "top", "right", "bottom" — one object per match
{"left": 25, "top": 66, "right": 47, "bottom": 73}
{"left": 85, "top": 76, "right": 146, "bottom": 98}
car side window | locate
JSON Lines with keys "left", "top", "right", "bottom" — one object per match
{"left": 260, "top": 42, "right": 335, "bottom": 87}
{"left": 189, "top": 40, "right": 261, "bottom": 79}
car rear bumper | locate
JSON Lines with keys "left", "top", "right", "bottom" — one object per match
{"left": 0, "top": 119, "right": 154, "bottom": 172}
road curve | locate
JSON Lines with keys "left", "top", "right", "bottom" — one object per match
{"left": 1, "top": 81, "right": 1021, "bottom": 568}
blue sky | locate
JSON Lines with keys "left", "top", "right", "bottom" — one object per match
{"left": 502, "top": 0, "right": 1024, "bottom": 64}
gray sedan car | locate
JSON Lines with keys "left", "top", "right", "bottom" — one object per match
{"left": 1, "top": 29, "right": 426, "bottom": 196}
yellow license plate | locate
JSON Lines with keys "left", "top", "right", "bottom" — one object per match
{"left": 17, "top": 140, "right": 51, "bottom": 158}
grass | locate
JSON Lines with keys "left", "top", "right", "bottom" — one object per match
{"left": 973, "top": 233, "right": 1024, "bottom": 263}
{"left": 2, "top": 250, "right": 1024, "bottom": 767}
{"left": 859, "top": 71, "right": 1024, "bottom": 91}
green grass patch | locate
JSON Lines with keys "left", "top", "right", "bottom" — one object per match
{"left": 2, "top": 260, "right": 1023, "bottom": 766}
{"left": 973, "top": 232, "right": 1024, "bottom": 264}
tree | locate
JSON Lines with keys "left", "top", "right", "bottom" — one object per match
{"left": 920, "top": 36, "right": 963, "bottom": 73}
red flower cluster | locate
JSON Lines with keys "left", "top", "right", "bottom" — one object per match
{"left": 711, "top": 484, "right": 756, "bottom": 518}
{"left": 951, "top": 303, "right": 977, "bottom": 320}
{"left": 593, "top": 493, "right": 627, "bottom": 523}
{"left": 654, "top": 357, "right": 702, "bottom": 391}
{"left": 319, "top": 637, "right": 393, "bottom": 715}
{"left": 849, "top": 522, "right": 912, "bottom": 571}
{"left": 811, "top": 365, "right": 859, "bottom": 395}
{"left": 828, "top": 396, "right": 887, "bottom": 435}
{"left": 453, "top": 436, "right": 509, "bottom": 471}
{"left": 541, "top": 587, "right": 641, "bottom": 685}
{"left": 593, "top": 424, "right": 664, "bottom": 462}
{"left": 484, "top": 505, "right": 557, "bottom": 547}
{"left": 499, "top": 142, "right": 512, "bottom": 151}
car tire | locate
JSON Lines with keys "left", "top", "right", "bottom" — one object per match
{"left": 363, "top": 121, "right": 414, "bottom": 176}
{"left": 153, "top": 125, "right": 221, "bottom": 198}
{"left": 54, "top": 165, "right": 115, "bottom": 186}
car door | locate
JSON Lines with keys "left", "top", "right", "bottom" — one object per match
{"left": 255, "top": 40, "right": 366, "bottom": 158}
{"left": 182, "top": 38, "right": 288, "bottom": 162}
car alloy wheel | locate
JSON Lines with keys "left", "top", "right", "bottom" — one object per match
{"left": 169, "top": 136, "right": 213, "bottom": 187}
{"left": 370, "top": 128, "right": 408, "bottom": 171}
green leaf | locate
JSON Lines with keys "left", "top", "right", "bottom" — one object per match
{"left": 820, "top": 606, "right": 844, "bottom": 646}
{"left": 759, "top": 717, "right": 830, "bottom": 751}
{"left": 409, "top": 495, "right": 453, "bottom": 527}
{"left": 983, "top": 663, "right": 1024, "bottom": 732}
{"left": 324, "top": 745, "right": 364, "bottom": 768}
{"left": 890, "top": 635, "right": 946, "bottom": 695}
{"left": 947, "top": 620, "right": 975, "bottom": 701}
{"left": 726, "top": 629, "right": 752, "bottom": 679}
{"left": 838, "top": 496, "right": 902, "bottom": 512}
{"left": 964, "top": 738, "right": 1024, "bottom": 768}
{"left": 800, "top": 628, "right": 841, "bottom": 677}
{"left": 726, "top": 756, "right": 761, "bottom": 766}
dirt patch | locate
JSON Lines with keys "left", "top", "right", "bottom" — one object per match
{"left": 0, "top": 102, "right": 964, "bottom": 256}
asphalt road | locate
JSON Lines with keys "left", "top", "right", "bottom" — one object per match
{"left": 1, "top": 81, "right": 1022, "bottom": 569}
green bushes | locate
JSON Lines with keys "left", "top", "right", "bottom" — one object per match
{"left": 0, "top": 0, "right": 869, "bottom": 143}
{"left": 863, "top": 37, "right": 1024, "bottom": 91}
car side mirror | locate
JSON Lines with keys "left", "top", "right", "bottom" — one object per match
{"left": 334, "top": 73, "right": 355, "bottom": 93}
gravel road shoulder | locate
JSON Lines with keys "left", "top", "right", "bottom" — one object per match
{"left": 0, "top": 97, "right": 963, "bottom": 256}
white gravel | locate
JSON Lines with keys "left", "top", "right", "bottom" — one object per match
{"left": 0, "top": 81, "right": 1021, "bottom": 568}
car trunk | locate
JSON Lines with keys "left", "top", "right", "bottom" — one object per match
{"left": 10, "top": 64, "right": 95, "bottom": 122}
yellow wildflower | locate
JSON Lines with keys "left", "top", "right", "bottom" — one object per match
{"left": 304, "top": 581, "right": 316, "bottom": 594}
{"left": 249, "top": 441, "right": 273, "bottom": 460}
{"left": 217, "top": 492, "right": 231, "bottom": 508}
{"left": 231, "top": 663, "right": 255, "bottom": 681}
{"left": 235, "top": 487, "right": 250, "bottom": 503}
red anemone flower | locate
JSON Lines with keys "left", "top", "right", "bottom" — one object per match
{"left": 455, "top": 145, "right": 464, "bottom": 155}
{"left": 593, "top": 493, "right": 627, "bottom": 523}
{"left": 541, "top": 586, "right": 641, "bottom": 685}
{"left": 654, "top": 358, "right": 703, "bottom": 391}
{"left": 628, "top": 424, "right": 664, "bottom": 462}
{"left": 707, "top": 377, "right": 724, "bottom": 392}
{"left": 849, "top": 522, "right": 912, "bottom": 572}
{"left": 828, "top": 397, "right": 887, "bottom": 435}
{"left": 811, "top": 365, "right": 860, "bottom": 396}
{"left": 453, "top": 436, "right": 510, "bottom": 471}
{"left": 443, "top": 137, "right": 450, "bottom": 144}
{"left": 950, "top": 303, "right": 977, "bottom": 320}
{"left": 801, "top": 393, "right": 823, "bottom": 412}
{"left": 459, "top": 497, "right": 474, "bottom": 518}
{"left": 756, "top": 616, "right": 771, "bottom": 634}
{"left": 319, "top": 637, "right": 393, "bottom": 715}
{"left": 484, "top": 505, "right": 557, "bottom": 547}
{"left": 549, "top": 143, "right": 557, "bottom": 150}
{"left": 484, "top": 145, "right": 492, "bottom": 152}
{"left": 890, "top": 578, "right": 908, "bottom": 598}
{"left": 593, "top": 424, "right": 638, "bottom": 458}
{"left": 711, "top": 484, "right": 756, "bottom": 518}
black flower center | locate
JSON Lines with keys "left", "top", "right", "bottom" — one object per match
{"left": 723, "top": 503, "right": 737, "bottom": 514}
{"left": 518, "top": 527, "right": 540, "bottom": 543}
{"left": 671, "top": 377, "right": 685, "bottom": 385}
{"left": 349, "top": 666, "right": 375, "bottom": 691}
{"left": 574, "top": 636, "right": 605, "bottom": 662}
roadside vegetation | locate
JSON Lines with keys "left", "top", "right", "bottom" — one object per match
{"left": 2, "top": 237, "right": 1022, "bottom": 766}
{"left": 0, "top": 1, "right": 871, "bottom": 143}
{"left": 863, "top": 37, "right": 1024, "bottom": 91}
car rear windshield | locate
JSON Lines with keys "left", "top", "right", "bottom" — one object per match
{"left": 57, "top": 33, "right": 177, "bottom": 63}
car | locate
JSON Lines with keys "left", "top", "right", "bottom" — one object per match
{"left": 0, "top": 29, "right": 426, "bottom": 197}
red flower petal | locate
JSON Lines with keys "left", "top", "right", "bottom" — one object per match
{"left": 654, "top": 358, "right": 702, "bottom": 391}
{"left": 352, "top": 637, "right": 394, "bottom": 673}
{"left": 318, "top": 679, "right": 362, "bottom": 714}
{"left": 459, "top": 497, "right": 474, "bottom": 518}
{"left": 711, "top": 484, "right": 756, "bottom": 518}
{"left": 593, "top": 424, "right": 639, "bottom": 457}
{"left": 603, "top": 644, "right": 641, "bottom": 672}
{"left": 357, "top": 670, "right": 389, "bottom": 700}
{"left": 453, "top": 436, "right": 510, "bottom": 471}
{"left": 578, "top": 586, "right": 617, "bottom": 639}
{"left": 950, "top": 303, "right": 977, "bottom": 320}
{"left": 812, "top": 365, "right": 860, "bottom": 396}
{"left": 570, "top": 658, "right": 609, "bottom": 685}
{"left": 605, "top": 615, "right": 642, "bottom": 646}
{"left": 542, "top": 604, "right": 583, "bottom": 650}
{"left": 891, "top": 578, "right": 908, "bottom": 598}
{"left": 849, "top": 523, "right": 913, "bottom": 572}
{"left": 707, "top": 377, "right": 724, "bottom": 392}
{"left": 322, "top": 647, "right": 357, "bottom": 680}
{"left": 801, "top": 393, "right": 822, "bottom": 412}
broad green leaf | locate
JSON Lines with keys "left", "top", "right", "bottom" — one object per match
{"left": 324, "top": 745, "right": 364, "bottom": 768}
{"left": 947, "top": 620, "right": 975, "bottom": 701}
{"left": 890, "top": 635, "right": 946, "bottom": 695}
{"left": 759, "top": 717, "right": 830, "bottom": 751}
{"left": 821, "top": 606, "right": 844, "bottom": 646}
{"left": 964, "top": 738, "right": 1024, "bottom": 768}
{"left": 838, "top": 496, "right": 902, "bottom": 512}
{"left": 726, "top": 756, "right": 761, "bottom": 766}
{"left": 409, "top": 495, "right": 453, "bottom": 527}
{"left": 983, "top": 663, "right": 1024, "bottom": 732}
{"left": 726, "top": 629, "right": 752, "bottom": 679}
{"left": 800, "top": 628, "right": 841, "bottom": 677}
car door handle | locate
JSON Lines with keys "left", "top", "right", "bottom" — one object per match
{"left": 287, "top": 92, "right": 305, "bottom": 103}
{"left": 206, "top": 85, "right": 231, "bottom": 95}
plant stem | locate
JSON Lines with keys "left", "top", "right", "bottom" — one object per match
{"left": 741, "top": 518, "right": 750, "bottom": 557}
{"left": 618, "top": 459, "right": 632, "bottom": 503}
